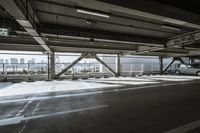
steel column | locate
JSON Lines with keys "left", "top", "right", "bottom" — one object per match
{"left": 47, "top": 53, "right": 50, "bottom": 80}
{"left": 117, "top": 54, "right": 121, "bottom": 76}
{"left": 50, "top": 51, "right": 55, "bottom": 79}
{"left": 159, "top": 56, "right": 163, "bottom": 75}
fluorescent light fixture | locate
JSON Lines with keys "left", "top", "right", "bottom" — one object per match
{"left": 128, "top": 25, "right": 133, "bottom": 29}
{"left": 86, "top": 19, "right": 96, "bottom": 24}
{"left": 162, "top": 25, "right": 181, "bottom": 31}
{"left": 163, "top": 18, "right": 186, "bottom": 25}
{"left": 86, "top": 20, "right": 93, "bottom": 24}
{"left": 77, "top": 9, "right": 110, "bottom": 18}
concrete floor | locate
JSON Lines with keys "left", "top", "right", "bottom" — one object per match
{"left": 0, "top": 75, "right": 200, "bottom": 133}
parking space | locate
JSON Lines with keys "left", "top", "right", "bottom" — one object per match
{"left": 0, "top": 76, "right": 200, "bottom": 133}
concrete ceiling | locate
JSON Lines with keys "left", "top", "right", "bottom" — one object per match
{"left": 0, "top": 0, "right": 200, "bottom": 57}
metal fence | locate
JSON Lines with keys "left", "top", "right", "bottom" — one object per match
{"left": 0, "top": 56, "right": 180, "bottom": 80}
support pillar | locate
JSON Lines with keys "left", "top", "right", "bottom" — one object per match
{"left": 47, "top": 53, "right": 51, "bottom": 80}
{"left": 117, "top": 54, "right": 121, "bottom": 76}
{"left": 159, "top": 56, "right": 163, "bottom": 75}
{"left": 50, "top": 51, "right": 55, "bottom": 79}
{"left": 190, "top": 57, "right": 195, "bottom": 64}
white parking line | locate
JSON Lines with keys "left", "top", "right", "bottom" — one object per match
{"left": 23, "top": 104, "right": 108, "bottom": 121}
{"left": 0, "top": 81, "right": 199, "bottom": 104}
{"left": 0, "top": 104, "right": 108, "bottom": 126}
{"left": 0, "top": 116, "right": 24, "bottom": 126}
{"left": 163, "top": 120, "right": 200, "bottom": 133}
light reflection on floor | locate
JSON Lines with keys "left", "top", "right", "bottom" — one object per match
{"left": 0, "top": 75, "right": 199, "bottom": 97}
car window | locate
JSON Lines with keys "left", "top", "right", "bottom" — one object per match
{"left": 192, "top": 64, "right": 200, "bottom": 68}
{"left": 180, "top": 64, "right": 187, "bottom": 68}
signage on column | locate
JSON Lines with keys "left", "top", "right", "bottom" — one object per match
{"left": 167, "top": 31, "right": 200, "bottom": 47}
{"left": 0, "top": 28, "right": 8, "bottom": 36}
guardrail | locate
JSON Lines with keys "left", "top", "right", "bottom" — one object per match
{"left": 0, "top": 62, "right": 179, "bottom": 81}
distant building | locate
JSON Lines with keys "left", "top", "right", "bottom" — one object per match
{"left": 20, "top": 58, "right": 25, "bottom": 64}
{"left": 28, "top": 58, "right": 35, "bottom": 64}
{"left": 10, "top": 58, "right": 18, "bottom": 64}
{"left": 5, "top": 59, "right": 9, "bottom": 64}
{"left": 0, "top": 59, "right": 4, "bottom": 63}
{"left": 55, "top": 55, "right": 59, "bottom": 63}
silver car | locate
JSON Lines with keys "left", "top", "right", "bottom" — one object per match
{"left": 175, "top": 63, "right": 200, "bottom": 76}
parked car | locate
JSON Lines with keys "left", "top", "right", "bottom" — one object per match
{"left": 175, "top": 63, "right": 200, "bottom": 76}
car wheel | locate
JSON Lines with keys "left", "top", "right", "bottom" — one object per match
{"left": 175, "top": 70, "right": 180, "bottom": 75}
{"left": 197, "top": 71, "right": 200, "bottom": 76}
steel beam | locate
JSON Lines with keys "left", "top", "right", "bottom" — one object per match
{"left": 55, "top": 54, "right": 87, "bottom": 78}
{"left": 162, "top": 58, "right": 176, "bottom": 74}
{"left": 0, "top": 0, "right": 52, "bottom": 53}
{"left": 93, "top": 54, "right": 118, "bottom": 76}
{"left": 40, "top": 25, "right": 164, "bottom": 45}
{"left": 162, "top": 57, "right": 185, "bottom": 74}
{"left": 177, "top": 57, "right": 185, "bottom": 64}
{"left": 82, "top": 0, "right": 200, "bottom": 29}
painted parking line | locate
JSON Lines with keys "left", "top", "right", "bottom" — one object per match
{"left": 0, "top": 116, "right": 24, "bottom": 126}
{"left": 163, "top": 120, "right": 200, "bottom": 133}
{"left": 0, "top": 104, "right": 108, "bottom": 126}
{"left": 0, "top": 80, "right": 200, "bottom": 104}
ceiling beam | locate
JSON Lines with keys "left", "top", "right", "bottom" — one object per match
{"left": 89, "top": 0, "right": 200, "bottom": 29}
{"left": 40, "top": 24, "right": 165, "bottom": 45}
{"left": 35, "top": 9, "right": 178, "bottom": 35}
{"left": 0, "top": 0, "right": 52, "bottom": 53}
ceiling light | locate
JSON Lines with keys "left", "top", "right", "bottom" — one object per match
{"left": 128, "top": 25, "right": 133, "bottom": 29}
{"left": 86, "top": 19, "right": 96, "bottom": 24}
{"left": 163, "top": 18, "right": 186, "bottom": 25}
{"left": 77, "top": 9, "right": 110, "bottom": 18}
{"left": 162, "top": 25, "right": 181, "bottom": 31}
{"left": 89, "top": 38, "right": 95, "bottom": 43}
{"left": 86, "top": 20, "right": 92, "bottom": 24}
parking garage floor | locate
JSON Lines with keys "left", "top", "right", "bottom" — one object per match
{"left": 0, "top": 75, "right": 200, "bottom": 133}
